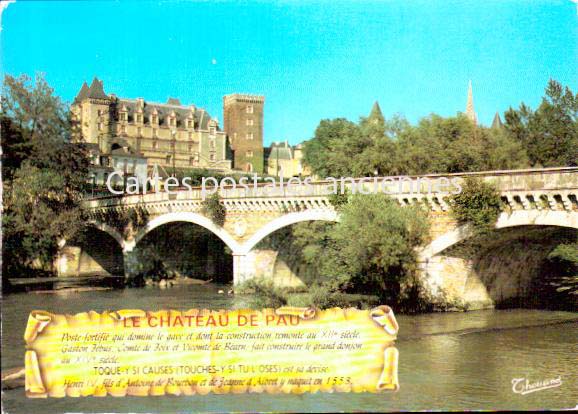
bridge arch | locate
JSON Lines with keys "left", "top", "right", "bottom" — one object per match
{"left": 420, "top": 210, "right": 578, "bottom": 260}
{"left": 87, "top": 221, "right": 125, "bottom": 249}
{"left": 239, "top": 210, "right": 339, "bottom": 255}
{"left": 133, "top": 212, "right": 241, "bottom": 253}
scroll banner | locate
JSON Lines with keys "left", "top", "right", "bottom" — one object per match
{"left": 24, "top": 306, "right": 399, "bottom": 398}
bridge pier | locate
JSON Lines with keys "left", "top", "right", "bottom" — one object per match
{"left": 232, "top": 253, "right": 256, "bottom": 286}
{"left": 122, "top": 241, "right": 137, "bottom": 279}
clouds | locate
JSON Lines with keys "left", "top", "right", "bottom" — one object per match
{"left": 0, "top": 0, "right": 16, "bottom": 31}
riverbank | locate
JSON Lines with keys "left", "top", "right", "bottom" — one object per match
{"left": 3, "top": 275, "right": 215, "bottom": 294}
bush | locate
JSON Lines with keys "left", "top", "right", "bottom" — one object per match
{"left": 237, "top": 279, "right": 288, "bottom": 309}
{"left": 328, "top": 188, "right": 349, "bottom": 210}
{"left": 201, "top": 193, "right": 226, "bottom": 226}
{"left": 451, "top": 177, "right": 502, "bottom": 231}
{"left": 327, "top": 194, "right": 430, "bottom": 304}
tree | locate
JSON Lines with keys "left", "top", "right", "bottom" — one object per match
{"left": 323, "top": 194, "right": 430, "bottom": 303}
{"left": 302, "top": 118, "right": 366, "bottom": 177}
{"left": 201, "top": 193, "right": 226, "bottom": 226}
{"left": 2, "top": 73, "right": 89, "bottom": 278}
{"left": 505, "top": 79, "right": 578, "bottom": 167}
{"left": 450, "top": 177, "right": 502, "bottom": 231}
{"left": 303, "top": 110, "right": 530, "bottom": 179}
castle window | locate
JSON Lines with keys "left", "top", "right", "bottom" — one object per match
{"left": 188, "top": 142, "right": 193, "bottom": 151}
{"left": 121, "top": 124, "right": 127, "bottom": 134}
{"left": 171, "top": 141, "right": 175, "bottom": 149}
{"left": 190, "top": 157, "right": 195, "bottom": 166}
{"left": 137, "top": 127, "right": 142, "bottom": 136}
{"left": 246, "top": 150, "right": 253, "bottom": 157}
{"left": 120, "top": 112, "right": 127, "bottom": 122}
{"left": 246, "top": 105, "right": 254, "bottom": 114}
{"left": 98, "top": 122, "right": 103, "bottom": 131}
{"left": 210, "top": 139, "right": 216, "bottom": 149}
{"left": 166, "top": 155, "right": 172, "bottom": 165}
{"left": 136, "top": 114, "right": 143, "bottom": 123}
{"left": 188, "top": 132, "right": 193, "bottom": 140}
{"left": 170, "top": 118, "right": 176, "bottom": 127}
{"left": 209, "top": 126, "right": 216, "bottom": 135}
{"left": 187, "top": 120, "right": 193, "bottom": 129}
{"left": 246, "top": 133, "right": 254, "bottom": 140}
{"left": 246, "top": 118, "right": 254, "bottom": 126}
{"left": 151, "top": 115, "right": 158, "bottom": 124}
{"left": 152, "top": 140, "right": 158, "bottom": 149}
{"left": 209, "top": 153, "right": 215, "bottom": 161}
{"left": 153, "top": 128, "right": 158, "bottom": 138}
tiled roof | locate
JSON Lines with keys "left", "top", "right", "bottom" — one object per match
{"left": 74, "top": 82, "right": 90, "bottom": 103}
{"left": 87, "top": 77, "right": 109, "bottom": 100}
{"left": 269, "top": 141, "right": 293, "bottom": 160}
{"left": 117, "top": 99, "right": 215, "bottom": 130}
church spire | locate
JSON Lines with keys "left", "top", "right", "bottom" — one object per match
{"left": 466, "top": 80, "right": 477, "bottom": 124}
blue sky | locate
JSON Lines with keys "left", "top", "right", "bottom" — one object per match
{"left": 1, "top": 0, "right": 576, "bottom": 145}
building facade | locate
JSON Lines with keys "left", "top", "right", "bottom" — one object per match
{"left": 72, "top": 78, "right": 232, "bottom": 176}
{"left": 223, "top": 94, "right": 265, "bottom": 173}
{"left": 265, "top": 141, "right": 310, "bottom": 177}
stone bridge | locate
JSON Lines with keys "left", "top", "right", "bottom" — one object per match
{"left": 70, "top": 167, "right": 577, "bottom": 307}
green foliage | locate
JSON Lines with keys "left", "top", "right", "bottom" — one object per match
{"left": 92, "top": 205, "right": 149, "bottom": 237}
{"left": 548, "top": 243, "right": 578, "bottom": 264}
{"left": 327, "top": 187, "right": 349, "bottom": 210}
{"left": 505, "top": 79, "right": 577, "bottom": 167}
{"left": 303, "top": 80, "right": 575, "bottom": 179}
{"left": 326, "top": 194, "right": 430, "bottom": 304}
{"left": 201, "top": 193, "right": 226, "bottom": 226}
{"left": 451, "top": 177, "right": 502, "bottom": 231}
{"left": 2, "top": 74, "right": 90, "bottom": 277}
{"left": 237, "top": 279, "right": 288, "bottom": 309}
{"left": 547, "top": 243, "right": 578, "bottom": 299}
{"left": 250, "top": 195, "right": 431, "bottom": 310}
{"left": 124, "top": 246, "right": 171, "bottom": 287}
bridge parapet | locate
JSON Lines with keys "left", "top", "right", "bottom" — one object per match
{"left": 83, "top": 167, "right": 578, "bottom": 216}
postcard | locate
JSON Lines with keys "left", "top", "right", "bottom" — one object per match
{"left": 1, "top": 1, "right": 576, "bottom": 413}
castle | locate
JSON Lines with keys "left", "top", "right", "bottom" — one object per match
{"left": 71, "top": 78, "right": 265, "bottom": 185}
{"left": 73, "top": 78, "right": 495, "bottom": 186}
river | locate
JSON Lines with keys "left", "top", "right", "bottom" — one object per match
{"left": 2, "top": 284, "right": 576, "bottom": 412}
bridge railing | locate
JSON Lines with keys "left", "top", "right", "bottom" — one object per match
{"left": 83, "top": 167, "right": 578, "bottom": 209}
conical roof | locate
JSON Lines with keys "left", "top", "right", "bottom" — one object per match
{"left": 491, "top": 112, "right": 504, "bottom": 129}
{"left": 87, "top": 77, "right": 109, "bottom": 100}
{"left": 368, "top": 101, "right": 385, "bottom": 124}
{"left": 74, "top": 81, "right": 90, "bottom": 103}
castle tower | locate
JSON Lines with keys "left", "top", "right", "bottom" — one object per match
{"left": 223, "top": 94, "right": 265, "bottom": 173}
{"left": 71, "top": 77, "right": 111, "bottom": 153}
{"left": 466, "top": 80, "right": 477, "bottom": 124}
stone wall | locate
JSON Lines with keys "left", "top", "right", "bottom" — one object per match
{"left": 423, "top": 226, "right": 577, "bottom": 309}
